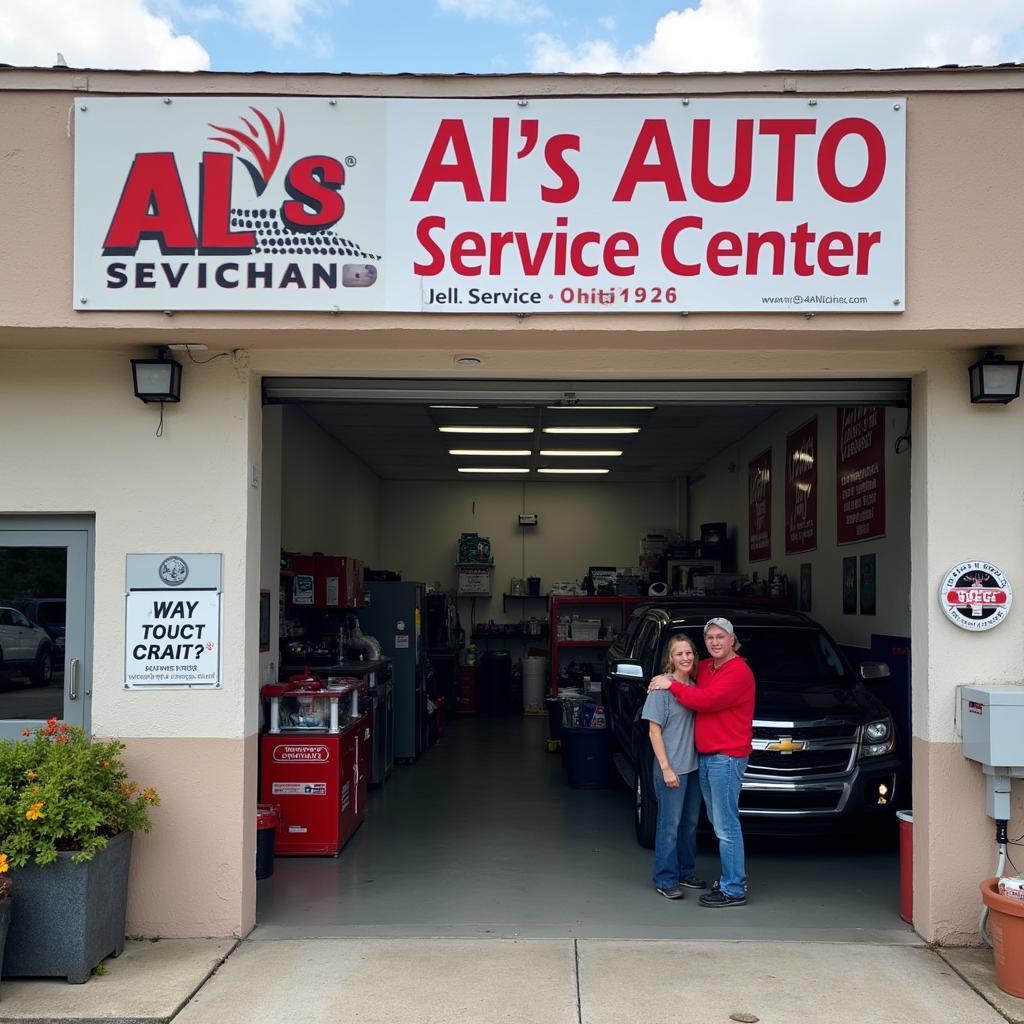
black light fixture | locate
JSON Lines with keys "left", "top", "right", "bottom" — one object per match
{"left": 131, "top": 351, "right": 182, "bottom": 404}
{"left": 969, "top": 351, "right": 1023, "bottom": 405}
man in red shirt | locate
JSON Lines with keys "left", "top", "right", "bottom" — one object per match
{"left": 649, "top": 616, "right": 755, "bottom": 907}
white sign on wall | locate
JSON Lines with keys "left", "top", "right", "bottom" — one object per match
{"left": 124, "top": 553, "right": 222, "bottom": 688}
{"left": 74, "top": 97, "right": 906, "bottom": 314}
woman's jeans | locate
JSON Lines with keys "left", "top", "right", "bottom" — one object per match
{"left": 698, "top": 753, "right": 748, "bottom": 897}
{"left": 652, "top": 765, "right": 702, "bottom": 888}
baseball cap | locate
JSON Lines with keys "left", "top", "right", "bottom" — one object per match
{"left": 703, "top": 617, "right": 735, "bottom": 636}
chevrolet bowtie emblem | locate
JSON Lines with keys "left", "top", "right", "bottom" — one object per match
{"left": 767, "top": 737, "right": 805, "bottom": 754}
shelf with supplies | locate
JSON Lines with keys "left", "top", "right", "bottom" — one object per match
{"left": 501, "top": 592, "right": 550, "bottom": 612}
{"left": 549, "top": 595, "right": 652, "bottom": 696}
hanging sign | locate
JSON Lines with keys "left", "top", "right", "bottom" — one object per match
{"left": 73, "top": 96, "right": 906, "bottom": 314}
{"left": 939, "top": 561, "right": 1013, "bottom": 632}
{"left": 836, "top": 407, "right": 886, "bottom": 543}
{"left": 785, "top": 418, "right": 818, "bottom": 554}
{"left": 124, "top": 553, "right": 222, "bottom": 688}
{"left": 748, "top": 448, "right": 772, "bottom": 562}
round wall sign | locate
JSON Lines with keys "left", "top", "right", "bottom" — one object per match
{"left": 939, "top": 560, "right": 1012, "bottom": 631}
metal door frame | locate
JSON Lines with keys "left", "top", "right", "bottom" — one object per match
{"left": 0, "top": 516, "right": 94, "bottom": 739}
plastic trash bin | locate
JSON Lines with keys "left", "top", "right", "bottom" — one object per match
{"left": 896, "top": 809, "right": 913, "bottom": 923}
{"left": 562, "top": 724, "right": 612, "bottom": 788}
{"left": 256, "top": 804, "right": 278, "bottom": 880}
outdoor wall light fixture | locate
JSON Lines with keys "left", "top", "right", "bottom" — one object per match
{"left": 131, "top": 351, "right": 182, "bottom": 404}
{"left": 969, "top": 351, "right": 1023, "bottom": 405}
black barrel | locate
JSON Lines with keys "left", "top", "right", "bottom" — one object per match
{"left": 479, "top": 650, "right": 513, "bottom": 715}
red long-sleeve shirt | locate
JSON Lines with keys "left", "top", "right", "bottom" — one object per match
{"left": 667, "top": 655, "right": 755, "bottom": 758}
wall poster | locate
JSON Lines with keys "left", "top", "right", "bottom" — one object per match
{"left": 859, "top": 553, "right": 877, "bottom": 615}
{"left": 837, "top": 408, "right": 886, "bottom": 544}
{"left": 842, "top": 556, "right": 858, "bottom": 614}
{"left": 785, "top": 418, "right": 818, "bottom": 554}
{"left": 799, "top": 562, "right": 812, "bottom": 612}
{"left": 748, "top": 448, "right": 772, "bottom": 562}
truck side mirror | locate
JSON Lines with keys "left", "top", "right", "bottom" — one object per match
{"left": 611, "top": 660, "right": 645, "bottom": 679}
{"left": 860, "top": 661, "right": 891, "bottom": 680}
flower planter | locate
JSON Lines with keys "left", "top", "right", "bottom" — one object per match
{"left": 2, "top": 831, "right": 132, "bottom": 984}
{"left": 0, "top": 896, "right": 11, "bottom": 990}
{"left": 981, "top": 877, "right": 1024, "bottom": 999}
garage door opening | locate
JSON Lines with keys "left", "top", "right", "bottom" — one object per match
{"left": 254, "top": 377, "right": 913, "bottom": 941}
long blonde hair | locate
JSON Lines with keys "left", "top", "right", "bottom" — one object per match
{"left": 661, "top": 634, "right": 699, "bottom": 681}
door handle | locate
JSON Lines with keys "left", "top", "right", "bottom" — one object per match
{"left": 69, "top": 658, "right": 80, "bottom": 701}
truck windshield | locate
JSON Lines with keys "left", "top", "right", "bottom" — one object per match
{"left": 734, "top": 627, "right": 849, "bottom": 684}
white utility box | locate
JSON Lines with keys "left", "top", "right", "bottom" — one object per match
{"left": 960, "top": 684, "right": 1024, "bottom": 820}
{"left": 961, "top": 684, "right": 1024, "bottom": 767}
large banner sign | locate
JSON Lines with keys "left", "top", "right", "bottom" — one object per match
{"left": 748, "top": 448, "right": 772, "bottom": 563}
{"left": 73, "top": 97, "right": 906, "bottom": 313}
{"left": 785, "top": 418, "right": 818, "bottom": 554}
{"left": 836, "top": 407, "right": 886, "bottom": 544}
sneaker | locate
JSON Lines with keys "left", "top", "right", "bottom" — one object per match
{"left": 698, "top": 888, "right": 747, "bottom": 908}
{"left": 679, "top": 875, "right": 708, "bottom": 890}
{"left": 655, "top": 884, "right": 687, "bottom": 900}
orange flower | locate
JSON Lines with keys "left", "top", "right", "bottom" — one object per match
{"left": 142, "top": 787, "right": 158, "bottom": 804}
{"left": 25, "top": 769, "right": 37, "bottom": 781}
{"left": 0, "top": 853, "right": 9, "bottom": 874}
{"left": 102, "top": 760, "right": 110, "bottom": 768}
{"left": 22, "top": 728, "right": 31, "bottom": 736}
{"left": 120, "top": 782, "right": 138, "bottom": 798}
{"left": 25, "top": 801, "right": 45, "bottom": 821}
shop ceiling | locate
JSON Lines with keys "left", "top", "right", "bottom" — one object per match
{"left": 263, "top": 377, "right": 909, "bottom": 483}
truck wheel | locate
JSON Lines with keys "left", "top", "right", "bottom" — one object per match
{"left": 30, "top": 646, "right": 53, "bottom": 686}
{"left": 634, "top": 752, "right": 657, "bottom": 849}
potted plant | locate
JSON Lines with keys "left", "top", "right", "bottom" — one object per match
{"left": 0, "top": 718, "right": 158, "bottom": 984}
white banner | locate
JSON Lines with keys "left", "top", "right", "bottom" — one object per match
{"left": 74, "top": 96, "right": 905, "bottom": 314}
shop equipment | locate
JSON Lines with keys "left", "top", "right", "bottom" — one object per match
{"left": 259, "top": 673, "right": 369, "bottom": 856}
{"left": 359, "top": 581, "right": 428, "bottom": 760}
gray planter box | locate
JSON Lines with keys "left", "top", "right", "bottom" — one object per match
{"left": 3, "top": 830, "right": 132, "bottom": 984}
{"left": 0, "top": 895, "right": 10, "bottom": 990}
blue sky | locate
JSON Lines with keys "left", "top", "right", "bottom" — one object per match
{"left": 2, "top": 0, "right": 1023, "bottom": 75}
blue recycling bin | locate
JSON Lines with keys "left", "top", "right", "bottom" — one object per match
{"left": 562, "top": 724, "right": 612, "bottom": 788}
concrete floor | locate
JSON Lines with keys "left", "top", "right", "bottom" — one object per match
{"left": 255, "top": 716, "right": 913, "bottom": 942}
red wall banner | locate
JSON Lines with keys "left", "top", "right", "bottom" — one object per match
{"left": 748, "top": 448, "right": 772, "bottom": 562}
{"left": 836, "top": 407, "right": 886, "bottom": 544}
{"left": 785, "top": 418, "right": 818, "bottom": 554}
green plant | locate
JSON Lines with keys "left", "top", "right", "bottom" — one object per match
{"left": 0, "top": 719, "right": 159, "bottom": 868}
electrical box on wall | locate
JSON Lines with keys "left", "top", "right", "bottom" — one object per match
{"left": 518, "top": 513, "right": 538, "bottom": 526}
{"left": 960, "top": 684, "right": 1024, "bottom": 820}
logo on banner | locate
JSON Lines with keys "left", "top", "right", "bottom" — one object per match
{"left": 939, "top": 561, "right": 1012, "bottom": 631}
{"left": 158, "top": 555, "right": 189, "bottom": 587}
{"left": 101, "top": 107, "right": 381, "bottom": 293}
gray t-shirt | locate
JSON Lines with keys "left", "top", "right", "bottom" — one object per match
{"left": 641, "top": 686, "right": 698, "bottom": 775}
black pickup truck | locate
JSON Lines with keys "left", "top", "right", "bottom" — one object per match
{"left": 601, "top": 603, "right": 902, "bottom": 846}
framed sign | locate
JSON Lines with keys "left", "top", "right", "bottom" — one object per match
{"left": 859, "top": 554, "right": 877, "bottom": 615}
{"left": 842, "top": 556, "right": 857, "bottom": 615}
{"left": 259, "top": 589, "right": 272, "bottom": 652}
{"left": 748, "top": 448, "right": 772, "bottom": 563}
{"left": 939, "top": 561, "right": 1012, "bottom": 631}
{"left": 785, "top": 418, "right": 818, "bottom": 554}
{"left": 837, "top": 408, "right": 886, "bottom": 544}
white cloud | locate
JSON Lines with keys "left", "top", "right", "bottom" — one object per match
{"left": 0, "top": 0, "right": 210, "bottom": 70}
{"left": 233, "top": 0, "right": 323, "bottom": 47}
{"left": 598, "top": 15, "right": 616, "bottom": 33}
{"left": 528, "top": 0, "right": 1024, "bottom": 73}
{"left": 438, "top": 0, "right": 548, "bottom": 25}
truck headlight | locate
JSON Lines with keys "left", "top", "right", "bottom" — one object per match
{"left": 860, "top": 719, "right": 894, "bottom": 757}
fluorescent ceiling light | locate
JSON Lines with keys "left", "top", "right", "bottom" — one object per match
{"left": 439, "top": 426, "right": 534, "bottom": 434}
{"left": 538, "top": 468, "right": 610, "bottom": 474}
{"left": 546, "top": 404, "right": 654, "bottom": 410}
{"left": 457, "top": 467, "right": 530, "bottom": 474}
{"left": 539, "top": 449, "right": 623, "bottom": 457}
{"left": 542, "top": 426, "right": 640, "bottom": 435}
{"left": 449, "top": 449, "right": 532, "bottom": 456}
{"left": 430, "top": 404, "right": 479, "bottom": 409}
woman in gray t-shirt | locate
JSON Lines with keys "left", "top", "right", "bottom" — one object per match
{"left": 641, "top": 634, "right": 707, "bottom": 899}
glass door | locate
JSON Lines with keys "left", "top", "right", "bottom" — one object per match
{"left": 0, "top": 519, "right": 92, "bottom": 740}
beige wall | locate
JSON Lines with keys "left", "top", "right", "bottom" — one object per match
{"left": 377, "top": 478, "right": 677, "bottom": 617}
{"left": 280, "top": 407, "right": 380, "bottom": 564}
{"left": 688, "top": 405, "right": 911, "bottom": 647}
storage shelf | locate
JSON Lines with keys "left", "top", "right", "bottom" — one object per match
{"left": 502, "top": 592, "right": 549, "bottom": 612}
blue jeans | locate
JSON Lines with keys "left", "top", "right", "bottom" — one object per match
{"left": 698, "top": 754, "right": 748, "bottom": 897}
{"left": 652, "top": 765, "right": 702, "bottom": 889}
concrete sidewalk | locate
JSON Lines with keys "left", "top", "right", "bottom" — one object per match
{"left": 2, "top": 936, "right": 1024, "bottom": 1024}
